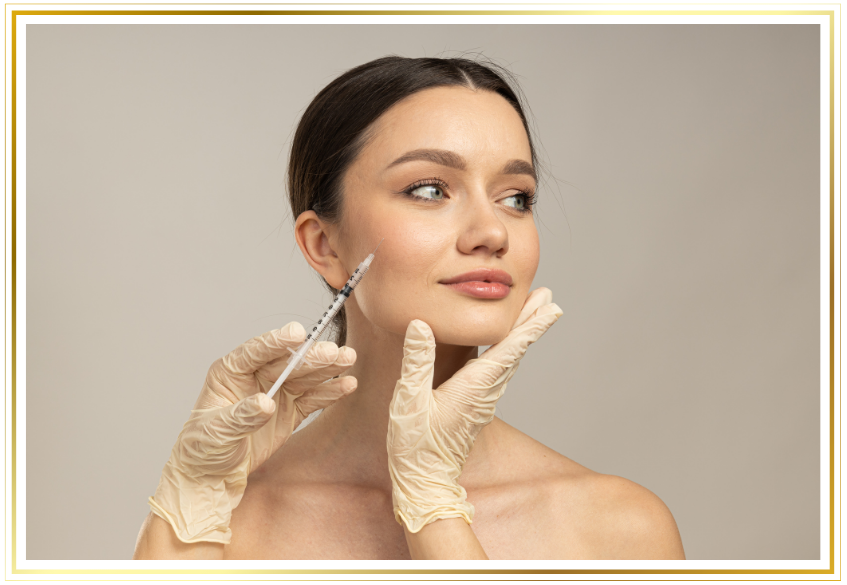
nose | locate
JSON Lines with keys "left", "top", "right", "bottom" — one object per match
{"left": 455, "top": 192, "right": 509, "bottom": 257}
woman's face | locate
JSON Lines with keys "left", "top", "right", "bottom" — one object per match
{"left": 334, "top": 86, "right": 540, "bottom": 347}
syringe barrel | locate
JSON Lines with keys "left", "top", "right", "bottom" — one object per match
{"left": 338, "top": 261, "right": 371, "bottom": 298}
{"left": 267, "top": 245, "right": 379, "bottom": 401}
{"left": 303, "top": 260, "right": 370, "bottom": 345}
{"left": 305, "top": 288, "right": 347, "bottom": 343}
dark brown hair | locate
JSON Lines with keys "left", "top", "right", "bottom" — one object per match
{"left": 287, "top": 55, "right": 541, "bottom": 346}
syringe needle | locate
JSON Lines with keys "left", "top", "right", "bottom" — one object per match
{"left": 372, "top": 238, "right": 384, "bottom": 254}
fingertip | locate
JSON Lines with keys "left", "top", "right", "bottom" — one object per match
{"left": 255, "top": 392, "right": 276, "bottom": 415}
{"left": 538, "top": 303, "right": 563, "bottom": 319}
{"left": 406, "top": 319, "right": 433, "bottom": 341}
{"left": 281, "top": 321, "right": 307, "bottom": 342}
{"left": 313, "top": 340, "right": 340, "bottom": 362}
{"left": 232, "top": 393, "right": 275, "bottom": 426}
{"left": 344, "top": 376, "right": 358, "bottom": 394}
{"left": 339, "top": 345, "right": 357, "bottom": 365}
{"left": 531, "top": 287, "right": 553, "bottom": 305}
{"left": 398, "top": 321, "right": 436, "bottom": 384}
{"left": 403, "top": 320, "right": 435, "bottom": 356}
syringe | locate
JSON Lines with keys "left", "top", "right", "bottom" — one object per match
{"left": 266, "top": 239, "right": 382, "bottom": 400}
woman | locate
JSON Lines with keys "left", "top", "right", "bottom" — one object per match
{"left": 133, "top": 56, "right": 685, "bottom": 560}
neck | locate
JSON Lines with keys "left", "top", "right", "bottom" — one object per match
{"left": 300, "top": 299, "right": 480, "bottom": 492}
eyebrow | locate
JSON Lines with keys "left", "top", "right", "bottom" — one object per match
{"left": 386, "top": 148, "right": 537, "bottom": 184}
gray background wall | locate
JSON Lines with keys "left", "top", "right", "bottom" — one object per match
{"left": 24, "top": 23, "right": 821, "bottom": 560}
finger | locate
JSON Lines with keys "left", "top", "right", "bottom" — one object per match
{"left": 256, "top": 339, "right": 343, "bottom": 390}
{"left": 183, "top": 394, "right": 275, "bottom": 475}
{"left": 222, "top": 322, "right": 307, "bottom": 376}
{"left": 389, "top": 320, "right": 435, "bottom": 422}
{"left": 281, "top": 346, "right": 357, "bottom": 395}
{"left": 438, "top": 356, "right": 521, "bottom": 409}
{"left": 448, "top": 303, "right": 561, "bottom": 397}
{"left": 511, "top": 287, "right": 553, "bottom": 329}
{"left": 282, "top": 340, "right": 341, "bottom": 379}
{"left": 480, "top": 303, "right": 563, "bottom": 366}
{"left": 208, "top": 393, "right": 276, "bottom": 445}
{"left": 295, "top": 375, "right": 358, "bottom": 415}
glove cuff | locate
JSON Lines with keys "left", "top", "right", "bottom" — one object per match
{"left": 148, "top": 496, "right": 232, "bottom": 545}
{"left": 390, "top": 483, "right": 475, "bottom": 534}
{"left": 148, "top": 455, "right": 248, "bottom": 545}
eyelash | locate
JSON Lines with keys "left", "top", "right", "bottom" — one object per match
{"left": 399, "top": 176, "right": 538, "bottom": 214}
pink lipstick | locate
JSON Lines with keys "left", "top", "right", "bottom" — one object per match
{"left": 439, "top": 268, "right": 513, "bottom": 299}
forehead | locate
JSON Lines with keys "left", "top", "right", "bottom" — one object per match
{"left": 359, "top": 86, "right": 532, "bottom": 166}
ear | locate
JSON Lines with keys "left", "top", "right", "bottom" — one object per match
{"left": 294, "top": 211, "right": 349, "bottom": 289}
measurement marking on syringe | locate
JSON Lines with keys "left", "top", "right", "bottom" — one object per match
{"left": 266, "top": 239, "right": 383, "bottom": 400}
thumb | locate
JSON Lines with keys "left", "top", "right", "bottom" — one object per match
{"left": 480, "top": 303, "right": 563, "bottom": 366}
{"left": 449, "top": 303, "right": 562, "bottom": 395}
{"left": 389, "top": 320, "right": 436, "bottom": 423}
{"left": 208, "top": 393, "right": 276, "bottom": 445}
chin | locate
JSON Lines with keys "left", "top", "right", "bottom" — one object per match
{"left": 399, "top": 298, "right": 520, "bottom": 348}
{"left": 361, "top": 293, "right": 521, "bottom": 348}
{"left": 427, "top": 320, "right": 513, "bottom": 348}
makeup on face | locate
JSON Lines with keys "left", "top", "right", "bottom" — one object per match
{"left": 439, "top": 268, "right": 513, "bottom": 299}
{"left": 339, "top": 87, "right": 541, "bottom": 346}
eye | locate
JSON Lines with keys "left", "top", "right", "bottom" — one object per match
{"left": 409, "top": 184, "right": 445, "bottom": 200}
{"left": 399, "top": 177, "right": 449, "bottom": 203}
{"left": 398, "top": 178, "right": 536, "bottom": 213}
{"left": 502, "top": 191, "right": 536, "bottom": 213}
{"left": 503, "top": 193, "right": 527, "bottom": 210}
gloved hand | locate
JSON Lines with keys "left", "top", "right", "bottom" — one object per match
{"left": 148, "top": 321, "right": 357, "bottom": 544}
{"left": 386, "top": 288, "right": 563, "bottom": 533}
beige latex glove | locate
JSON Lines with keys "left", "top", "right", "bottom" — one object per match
{"left": 386, "top": 288, "right": 563, "bottom": 533}
{"left": 149, "top": 321, "right": 356, "bottom": 544}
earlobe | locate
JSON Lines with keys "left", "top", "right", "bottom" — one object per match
{"left": 294, "top": 211, "right": 348, "bottom": 289}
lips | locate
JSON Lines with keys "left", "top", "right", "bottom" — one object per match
{"left": 439, "top": 268, "right": 514, "bottom": 286}
{"left": 439, "top": 268, "right": 513, "bottom": 299}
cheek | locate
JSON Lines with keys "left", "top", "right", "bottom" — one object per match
{"left": 344, "top": 198, "right": 541, "bottom": 345}
{"left": 512, "top": 223, "right": 541, "bottom": 309}
{"left": 516, "top": 224, "right": 541, "bottom": 289}
{"left": 349, "top": 217, "right": 453, "bottom": 335}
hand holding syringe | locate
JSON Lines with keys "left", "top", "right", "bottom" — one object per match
{"left": 267, "top": 239, "right": 382, "bottom": 400}
{"left": 147, "top": 244, "right": 380, "bottom": 545}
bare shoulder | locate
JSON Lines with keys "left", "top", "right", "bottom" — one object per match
{"left": 467, "top": 416, "right": 596, "bottom": 485}
{"left": 566, "top": 473, "right": 686, "bottom": 559}
{"left": 480, "top": 418, "right": 686, "bottom": 560}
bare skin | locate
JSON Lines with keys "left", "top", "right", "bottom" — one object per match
{"left": 134, "top": 85, "right": 685, "bottom": 560}
{"left": 224, "top": 415, "right": 684, "bottom": 560}
{"left": 135, "top": 416, "right": 685, "bottom": 560}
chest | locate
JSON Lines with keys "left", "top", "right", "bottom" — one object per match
{"left": 224, "top": 480, "right": 590, "bottom": 560}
